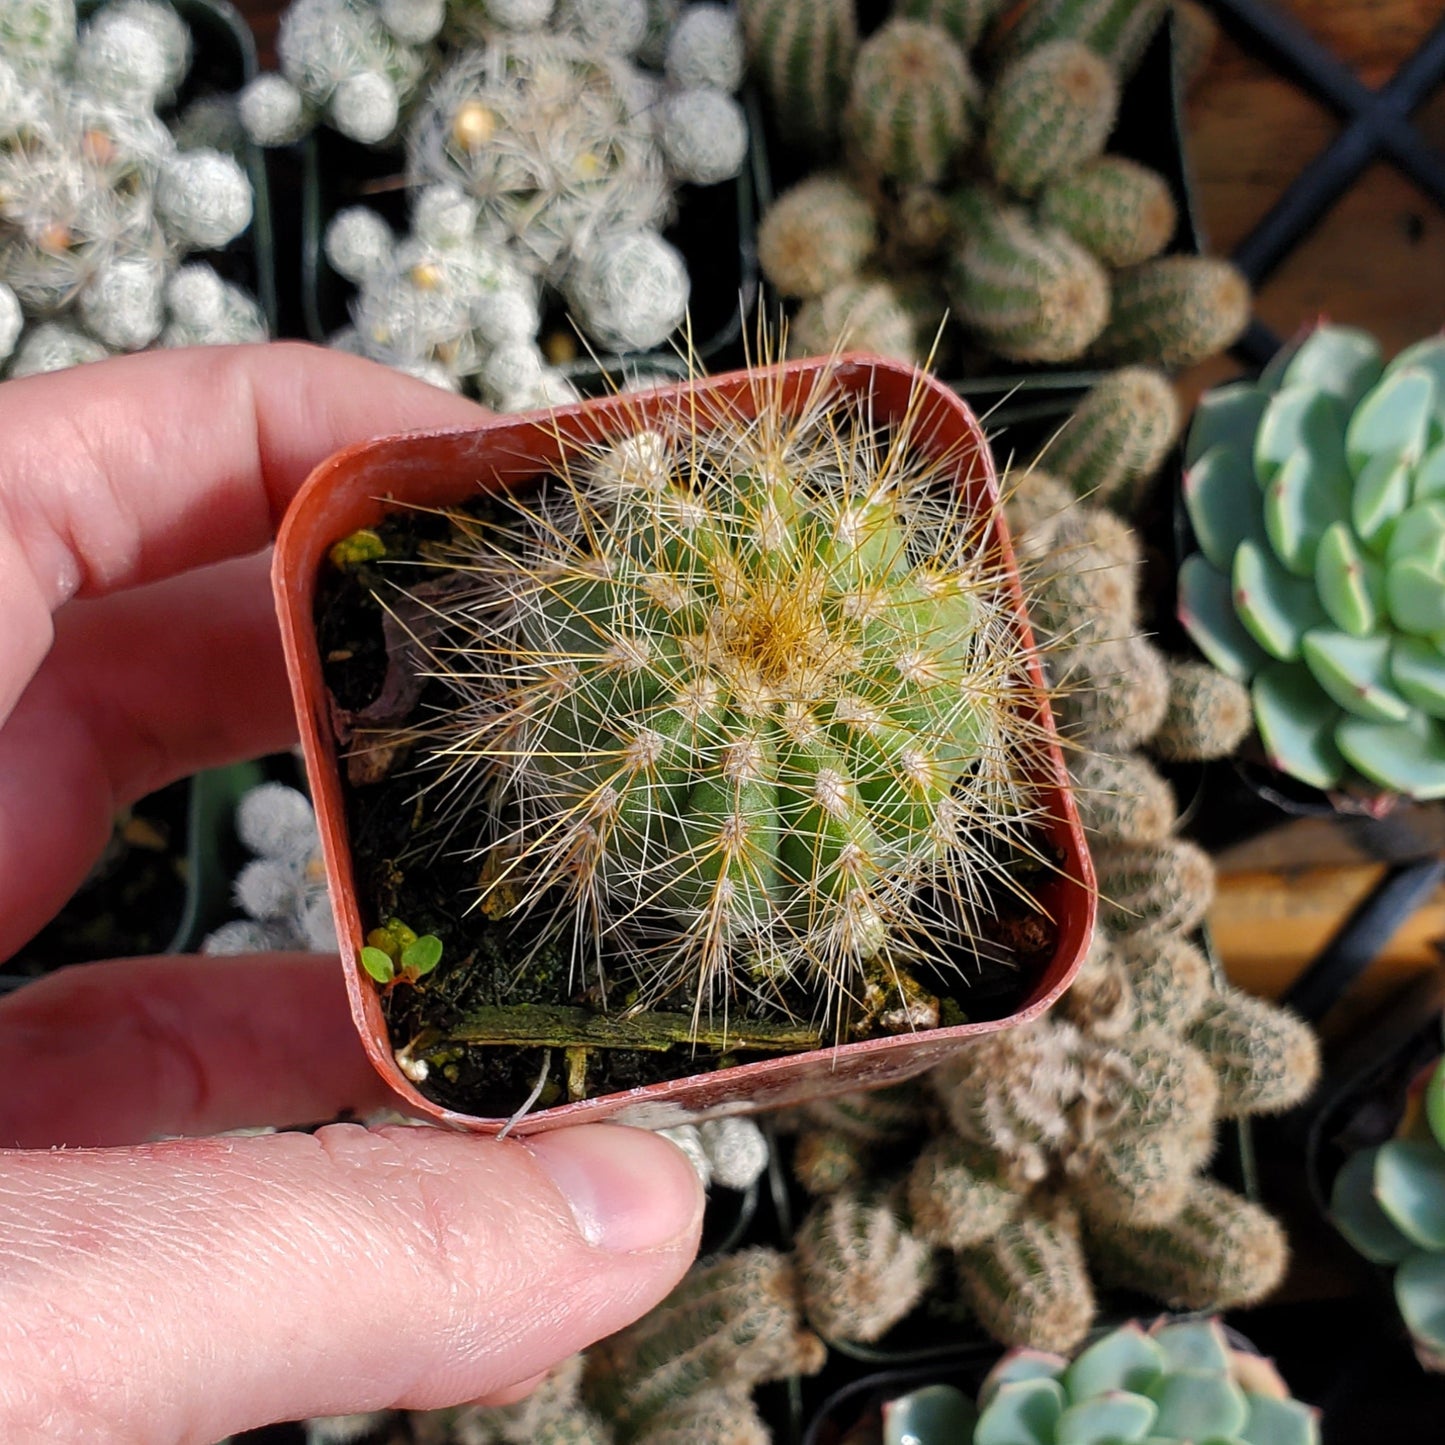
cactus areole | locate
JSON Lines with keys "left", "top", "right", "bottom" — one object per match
{"left": 275, "top": 355, "right": 1093, "bottom": 1131}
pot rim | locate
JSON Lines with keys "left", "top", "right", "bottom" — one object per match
{"left": 273, "top": 353, "right": 1096, "bottom": 1133}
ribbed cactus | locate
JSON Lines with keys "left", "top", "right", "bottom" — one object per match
{"left": 1042, "top": 366, "right": 1181, "bottom": 511}
{"left": 842, "top": 19, "right": 978, "bottom": 186}
{"left": 895, "top": 0, "right": 1011, "bottom": 51}
{"left": 1151, "top": 657, "right": 1253, "bottom": 761}
{"left": 1036, "top": 155, "right": 1177, "bottom": 267}
{"left": 756, "top": 173, "right": 876, "bottom": 299}
{"left": 584, "top": 1247, "right": 823, "bottom": 1435}
{"left": 788, "top": 275, "right": 917, "bottom": 362}
{"left": 945, "top": 186, "right": 1109, "bottom": 363}
{"left": 1003, "top": 0, "right": 1170, "bottom": 77}
{"left": 1056, "top": 931, "right": 1135, "bottom": 1037}
{"left": 985, "top": 40, "right": 1118, "bottom": 199}
{"left": 791, "top": 1082, "right": 927, "bottom": 1193}
{"left": 1067, "top": 750, "right": 1176, "bottom": 843}
{"left": 971, "top": 1317, "right": 1320, "bottom": 1445}
{"left": 1094, "top": 255, "right": 1252, "bottom": 370}
{"left": 395, "top": 370, "right": 1056, "bottom": 1026}
{"left": 1179, "top": 324, "right": 1445, "bottom": 798}
{"left": 1092, "top": 836, "right": 1215, "bottom": 936}
{"left": 738, "top": 0, "right": 856, "bottom": 154}
{"left": 630, "top": 1392, "right": 769, "bottom": 1445}
{"left": 1172, "top": 0, "right": 1221, "bottom": 91}
{"left": 1188, "top": 988, "right": 1320, "bottom": 1117}
{"left": 794, "top": 1186, "right": 934, "bottom": 1343}
{"left": 906, "top": 1134, "right": 1021, "bottom": 1249}
{"left": 1050, "top": 634, "right": 1170, "bottom": 751}
{"left": 1115, "top": 927, "right": 1211, "bottom": 1032}
{"left": 1004, "top": 467, "right": 1077, "bottom": 551}
{"left": 1030, "top": 536, "right": 1139, "bottom": 645}
{"left": 956, "top": 1202, "right": 1097, "bottom": 1352}
{"left": 1087, "top": 1176, "right": 1289, "bottom": 1309}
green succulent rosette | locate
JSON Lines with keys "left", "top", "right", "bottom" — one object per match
{"left": 1178, "top": 324, "right": 1445, "bottom": 799}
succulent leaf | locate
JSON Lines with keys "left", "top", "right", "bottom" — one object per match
{"left": 1184, "top": 382, "right": 1268, "bottom": 468}
{"left": 1151, "top": 1319, "right": 1232, "bottom": 1373}
{"left": 883, "top": 1384, "right": 978, "bottom": 1445}
{"left": 1054, "top": 1392, "right": 1157, "bottom": 1444}
{"left": 1374, "top": 1138, "right": 1445, "bottom": 1249}
{"left": 1241, "top": 1394, "right": 1321, "bottom": 1445}
{"left": 1346, "top": 367, "right": 1436, "bottom": 475}
{"left": 1350, "top": 451, "right": 1413, "bottom": 551}
{"left": 1329, "top": 1148, "right": 1415, "bottom": 1265}
{"left": 1281, "top": 324, "right": 1383, "bottom": 410}
{"left": 1427, "top": 1057, "right": 1445, "bottom": 1152}
{"left": 1251, "top": 663, "right": 1345, "bottom": 790}
{"left": 1253, "top": 387, "right": 1347, "bottom": 489}
{"left": 1063, "top": 1324, "right": 1165, "bottom": 1399}
{"left": 1395, "top": 1248, "right": 1445, "bottom": 1357}
{"left": 1314, "top": 521, "right": 1383, "bottom": 635}
{"left": 974, "top": 1377, "right": 1067, "bottom": 1445}
{"left": 1384, "top": 336, "right": 1445, "bottom": 429}
{"left": 1146, "top": 1371, "right": 1248, "bottom": 1440}
{"left": 1184, "top": 444, "right": 1268, "bottom": 572}
{"left": 1299, "top": 628, "right": 1410, "bottom": 723}
{"left": 1335, "top": 710, "right": 1445, "bottom": 799}
{"left": 1263, "top": 448, "right": 1350, "bottom": 576}
{"left": 1415, "top": 442, "right": 1445, "bottom": 501}
{"left": 979, "top": 1350, "right": 1068, "bottom": 1410}
{"left": 1233, "top": 540, "right": 1326, "bottom": 661}
{"left": 1390, "top": 637, "right": 1445, "bottom": 718}
{"left": 1178, "top": 555, "right": 1271, "bottom": 681}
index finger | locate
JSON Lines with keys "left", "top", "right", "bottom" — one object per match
{"left": 0, "top": 343, "right": 486, "bottom": 723}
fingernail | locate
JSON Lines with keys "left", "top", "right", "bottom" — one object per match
{"left": 526, "top": 1124, "right": 703, "bottom": 1253}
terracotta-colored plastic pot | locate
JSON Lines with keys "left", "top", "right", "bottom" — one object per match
{"left": 274, "top": 354, "right": 1095, "bottom": 1134}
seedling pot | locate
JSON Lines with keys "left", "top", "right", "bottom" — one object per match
{"left": 274, "top": 354, "right": 1094, "bottom": 1134}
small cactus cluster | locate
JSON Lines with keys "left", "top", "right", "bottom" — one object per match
{"left": 874, "top": 1317, "right": 1319, "bottom": 1445}
{"left": 1332, "top": 1052, "right": 1445, "bottom": 1374}
{"left": 0, "top": 0, "right": 264, "bottom": 377}
{"left": 258, "top": 4, "right": 750, "bottom": 397}
{"left": 374, "top": 362, "right": 1060, "bottom": 1030}
{"left": 1180, "top": 323, "right": 1445, "bottom": 799}
{"left": 747, "top": 0, "right": 1248, "bottom": 373}
{"left": 775, "top": 421, "right": 1320, "bottom": 1354}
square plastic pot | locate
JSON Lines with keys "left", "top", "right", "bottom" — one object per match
{"left": 273, "top": 354, "right": 1095, "bottom": 1134}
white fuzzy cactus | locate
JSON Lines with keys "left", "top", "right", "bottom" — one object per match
{"left": 0, "top": 280, "right": 23, "bottom": 360}
{"left": 75, "top": 0, "right": 189, "bottom": 107}
{"left": 0, "top": 0, "right": 76, "bottom": 75}
{"left": 77, "top": 253, "right": 166, "bottom": 349}
{"left": 155, "top": 147, "right": 252, "bottom": 249}
{"left": 656, "top": 87, "right": 747, "bottom": 186}
{"left": 663, "top": 2, "right": 742, "bottom": 91}
{"left": 565, "top": 226, "right": 688, "bottom": 352}
{"left": 236, "top": 72, "right": 308, "bottom": 146}
{"left": 324, "top": 205, "right": 395, "bottom": 285}
{"left": 9, "top": 320, "right": 109, "bottom": 375}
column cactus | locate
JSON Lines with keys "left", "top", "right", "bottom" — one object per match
{"left": 1036, "top": 155, "right": 1178, "bottom": 267}
{"left": 738, "top": 0, "right": 855, "bottom": 155}
{"left": 1094, "top": 254, "right": 1252, "bottom": 370}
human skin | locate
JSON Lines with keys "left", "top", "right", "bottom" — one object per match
{"left": 0, "top": 345, "right": 703, "bottom": 1444}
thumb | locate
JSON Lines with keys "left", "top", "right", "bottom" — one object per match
{"left": 0, "top": 1122, "right": 703, "bottom": 1444}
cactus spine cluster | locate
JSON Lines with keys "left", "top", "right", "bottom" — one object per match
{"left": 382, "top": 362, "right": 1058, "bottom": 1029}
{"left": 1180, "top": 323, "right": 1445, "bottom": 798}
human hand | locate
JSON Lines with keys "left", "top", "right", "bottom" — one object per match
{"left": 0, "top": 346, "right": 704, "bottom": 1443}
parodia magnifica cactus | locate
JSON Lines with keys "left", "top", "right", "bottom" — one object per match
{"left": 381, "top": 363, "right": 1057, "bottom": 1029}
{"left": 1180, "top": 323, "right": 1445, "bottom": 798}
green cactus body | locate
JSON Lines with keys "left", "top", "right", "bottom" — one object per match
{"left": 985, "top": 40, "right": 1119, "bottom": 199}
{"left": 1188, "top": 988, "right": 1320, "bottom": 1117}
{"left": 1093, "top": 837, "right": 1215, "bottom": 936}
{"left": 405, "top": 380, "right": 1054, "bottom": 1021}
{"left": 929, "top": 1019, "right": 1084, "bottom": 1181}
{"left": 1067, "top": 751, "right": 1176, "bottom": 843}
{"left": 1003, "top": 0, "right": 1169, "bottom": 76}
{"left": 757, "top": 174, "right": 877, "bottom": 300}
{"left": 1151, "top": 658, "right": 1253, "bottom": 761}
{"left": 1087, "top": 1176, "right": 1289, "bottom": 1309}
{"left": 1043, "top": 366, "right": 1181, "bottom": 511}
{"left": 631, "top": 1391, "right": 768, "bottom": 1445}
{"left": 788, "top": 276, "right": 917, "bottom": 362}
{"left": 1031, "top": 540, "right": 1139, "bottom": 646}
{"left": 895, "top": 0, "right": 1012, "bottom": 51}
{"left": 794, "top": 1187, "right": 934, "bottom": 1343}
{"left": 1094, "top": 255, "right": 1252, "bottom": 370}
{"left": 842, "top": 19, "right": 978, "bottom": 186}
{"left": 1050, "top": 634, "right": 1170, "bottom": 751}
{"left": 1180, "top": 326, "right": 1445, "bottom": 799}
{"left": 972, "top": 1318, "right": 1319, "bottom": 1445}
{"left": 1036, "top": 156, "right": 1178, "bottom": 268}
{"left": 585, "top": 1248, "right": 822, "bottom": 1433}
{"left": 1116, "top": 928, "right": 1211, "bottom": 1032}
{"left": 906, "top": 1134, "right": 1022, "bottom": 1248}
{"left": 956, "top": 1203, "right": 1097, "bottom": 1352}
{"left": 946, "top": 186, "right": 1110, "bottom": 363}
{"left": 739, "top": 0, "right": 856, "bottom": 154}
{"left": 1057, "top": 931, "right": 1135, "bottom": 1037}
{"left": 1074, "top": 1126, "right": 1196, "bottom": 1228}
